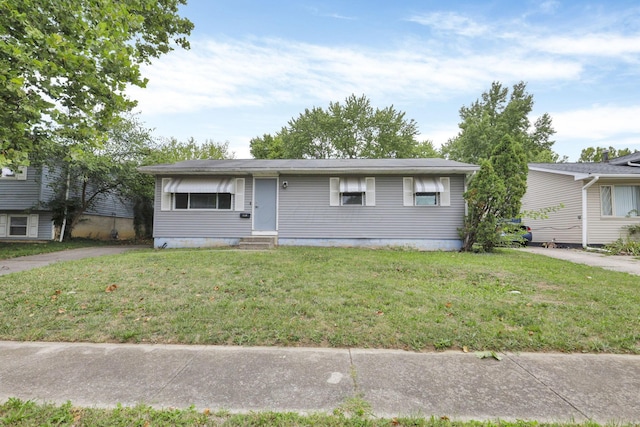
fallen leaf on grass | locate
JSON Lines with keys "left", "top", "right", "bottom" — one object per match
{"left": 445, "top": 302, "right": 452, "bottom": 308}
{"left": 105, "top": 284, "right": 118, "bottom": 293}
{"left": 58, "top": 308, "right": 66, "bottom": 314}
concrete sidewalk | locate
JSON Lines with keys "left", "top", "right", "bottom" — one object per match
{"left": 0, "top": 246, "right": 147, "bottom": 276}
{"left": 0, "top": 341, "right": 638, "bottom": 423}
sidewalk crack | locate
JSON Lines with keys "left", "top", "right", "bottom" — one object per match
{"left": 504, "top": 353, "right": 589, "bottom": 420}
{"left": 147, "top": 352, "right": 196, "bottom": 403}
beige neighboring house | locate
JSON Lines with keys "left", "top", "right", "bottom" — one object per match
{"left": 522, "top": 152, "right": 640, "bottom": 248}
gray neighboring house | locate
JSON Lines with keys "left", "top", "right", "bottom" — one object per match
{"left": 521, "top": 152, "right": 640, "bottom": 247}
{"left": 139, "top": 158, "right": 479, "bottom": 250}
{"left": 0, "top": 166, "right": 135, "bottom": 241}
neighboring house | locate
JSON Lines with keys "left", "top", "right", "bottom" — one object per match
{"left": 139, "top": 158, "right": 479, "bottom": 250}
{"left": 521, "top": 152, "right": 640, "bottom": 247}
{"left": 0, "top": 166, "right": 135, "bottom": 241}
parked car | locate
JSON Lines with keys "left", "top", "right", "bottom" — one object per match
{"left": 500, "top": 220, "right": 532, "bottom": 246}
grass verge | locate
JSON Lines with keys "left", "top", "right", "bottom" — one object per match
{"left": 1, "top": 246, "right": 638, "bottom": 353}
{"left": 0, "top": 398, "right": 620, "bottom": 426}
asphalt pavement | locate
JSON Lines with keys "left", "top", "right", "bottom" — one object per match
{"left": 0, "top": 246, "right": 146, "bottom": 276}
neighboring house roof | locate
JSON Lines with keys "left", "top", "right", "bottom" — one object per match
{"left": 530, "top": 155, "right": 640, "bottom": 180}
{"left": 139, "top": 158, "right": 479, "bottom": 176}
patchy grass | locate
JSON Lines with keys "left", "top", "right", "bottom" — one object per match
{"left": 0, "top": 398, "right": 623, "bottom": 426}
{"left": 0, "top": 239, "right": 147, "bottom": 260}
{"left": 0, "top": 247, "right": 638, "bottom": 353}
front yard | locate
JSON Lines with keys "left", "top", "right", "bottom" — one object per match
{"left": 1, "top": 246, "right": 638, "bottom": 354}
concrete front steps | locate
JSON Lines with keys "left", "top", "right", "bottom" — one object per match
{"left": 238, "top": 236, "right": 277, "bottom": 250}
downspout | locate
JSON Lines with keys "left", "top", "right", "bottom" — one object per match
{"left": 581, "top": 176, "right": 600, "bottom": 249}
{"left": 59, "top": 170, "right": 71, "bottom": 242}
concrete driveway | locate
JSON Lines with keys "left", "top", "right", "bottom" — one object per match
{"left": 519, "top": 246, "right": 640, "bottom": 276}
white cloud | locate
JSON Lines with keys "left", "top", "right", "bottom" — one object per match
{"left": 528, "top": 33, "right": 640, "bottom": 57}
{"left": 407, "top": 12, "right": 489, "bottom": 37}
{"left": 551, "top": 105, "right": 640, "bottom": 140}
{"left": 130, "top": 37, "right": 583, "bottom": 117}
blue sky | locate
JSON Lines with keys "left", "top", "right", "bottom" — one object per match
{"left": 129, "top": 0, "right": 640, "bottom": 161}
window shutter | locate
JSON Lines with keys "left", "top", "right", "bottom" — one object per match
{"left": 439, "top": 177, "right": 451, "bottom": 206}
{"left": 365, "top": 177, "right": 376, "bottom": 206}
{"left": 234, "top": 178, "right": 245, "bottom": 211}
{"left": 161, "top": 178, "right": 172, "bottom": 211}
{"left": 0, "top": 214, "right": 6, "bottom": 237}
{"left": 28, "top": 214, "right": 39, "bottom": 238}
{"left": 403, "top": 177, "right": 414, "bottom": 206}
{"left": 329, "top": 177, "right": 340, "bottom": 206}
{"left": 16, "top": 166, "right": 27, "bottom": 180}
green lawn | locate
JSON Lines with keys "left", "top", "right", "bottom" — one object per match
{"left": 1, "top": 246, "right": 638, "bottom": 354}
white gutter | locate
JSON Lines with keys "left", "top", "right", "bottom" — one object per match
{"left": 581, "top": 176, "right": 600, "bottom": 249}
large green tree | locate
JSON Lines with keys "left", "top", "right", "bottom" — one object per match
{"left": 250, "top": 94, "right": 432, "bottom": 159}
{"left": 441, "top": 81, "right": 558, "bottom": 163}
{"left": 578, "top": 146, "right": 635, "bottom": 163}
{"left": 0, "top": 0, "right": 193, "bottom": 167}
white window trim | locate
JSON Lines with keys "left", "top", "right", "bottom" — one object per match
{"left": 600, "top": 184, "right": 640, "bottom": 217}
{"left": 161, "top": 177, "right": 245, "bottom": 212}
{"left": 330, "top": 177, "right": 375, "bottom": 206}
{"left": 0, "top": 166, "right": 27, "bottom": 180}
{"left": 403, "top": 176, "right": 450, "bottom": 207}
{"left": 0, "top": 214, "right": 39, "bottom": 238}
{"left": 173, "top": 193, "right": 234, "bottom": 211}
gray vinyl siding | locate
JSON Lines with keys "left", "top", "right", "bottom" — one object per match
{"left": 37, "top": 212, "right": 54, "bottom": 240}
{"left": 521, "top": 170, "right": 583, "bottom": 244}
{"left": 153, "top": 176, "right": 253, "bottom": 238}
{"left": 0, "top": 167, "right": 43, "bottom": 210}
{"left": 85, "top": 192, "right": 134, "bottom": 218}
{"left": 278, "top": 174, "right": 465, "bottom": 239}
{"left": 587, "top": 180, "right": 640, "bottom": 245}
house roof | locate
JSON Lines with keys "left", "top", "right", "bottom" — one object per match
{"left": 530, "top": 153, "right": 640, "bottom": 180}
{"left": 139, "top": 158, "right": 479, "bottom": 176}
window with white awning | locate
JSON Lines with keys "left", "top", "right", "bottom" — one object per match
{"left": 163, "top": 178, "right": 236, "bottom": 194}
{"left": 403, "top": 177, "right": 450, "bottom": 207}
{"left": 160, "top": 177, "right": 245, "bottom": 211}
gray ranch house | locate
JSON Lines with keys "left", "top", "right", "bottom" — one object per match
{"left": 0, "top": 166, "right": 135, "bottom": 241}
{"left": 140, "top": 158, "right": 479, "bottom": 250}
{"left": 521, "top": 151, "right": 640, "bottom": 248}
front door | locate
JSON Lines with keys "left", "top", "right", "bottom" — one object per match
{"left": 254, "top": 178, "right": 277, "bottom": 232}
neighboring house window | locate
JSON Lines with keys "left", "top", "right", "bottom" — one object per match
{"left": 0, "top": 166, "right": 27, "bottom": 180}
{"left": 160, "top": 177, "right": 245, "bottom": 212}
{"left": 601, "top": 185, "right": 640, "bottom": 217}
{"left": 174, "top": 192, "right": 232, "bottom": 210}
{"left": 403, "top": 177, "right": 451, "bottom": 207}
{"left": 329, "top": 177, "right": 376, "bottom": 206}
{"left": 0, "top": 214, "right": 39, "bottom": 238}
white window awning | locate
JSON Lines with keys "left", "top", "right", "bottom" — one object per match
{"left": 339, "top": 177, "right": 367, "bottom": 192}
{"left": 414, "top": 177, "right": 444, "bottom": 193}
{"left": 164, "top": 178, "right": 235, "bottom": 193}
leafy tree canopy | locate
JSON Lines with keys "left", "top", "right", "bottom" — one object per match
{"left": 0, "top": 0, "right": 193, "bottom": 167}
{"left": 578, "top": 146, "right": 636, "bottom": 163}
{"left": 441, "top": 81, "right": 558, "bottom": 163}
{"left": 250, "top": 94, "right": 436, "bottom": 159}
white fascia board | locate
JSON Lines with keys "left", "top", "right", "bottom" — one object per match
{"left": 140, "top": 166, "right": 480, "bottom": 176}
